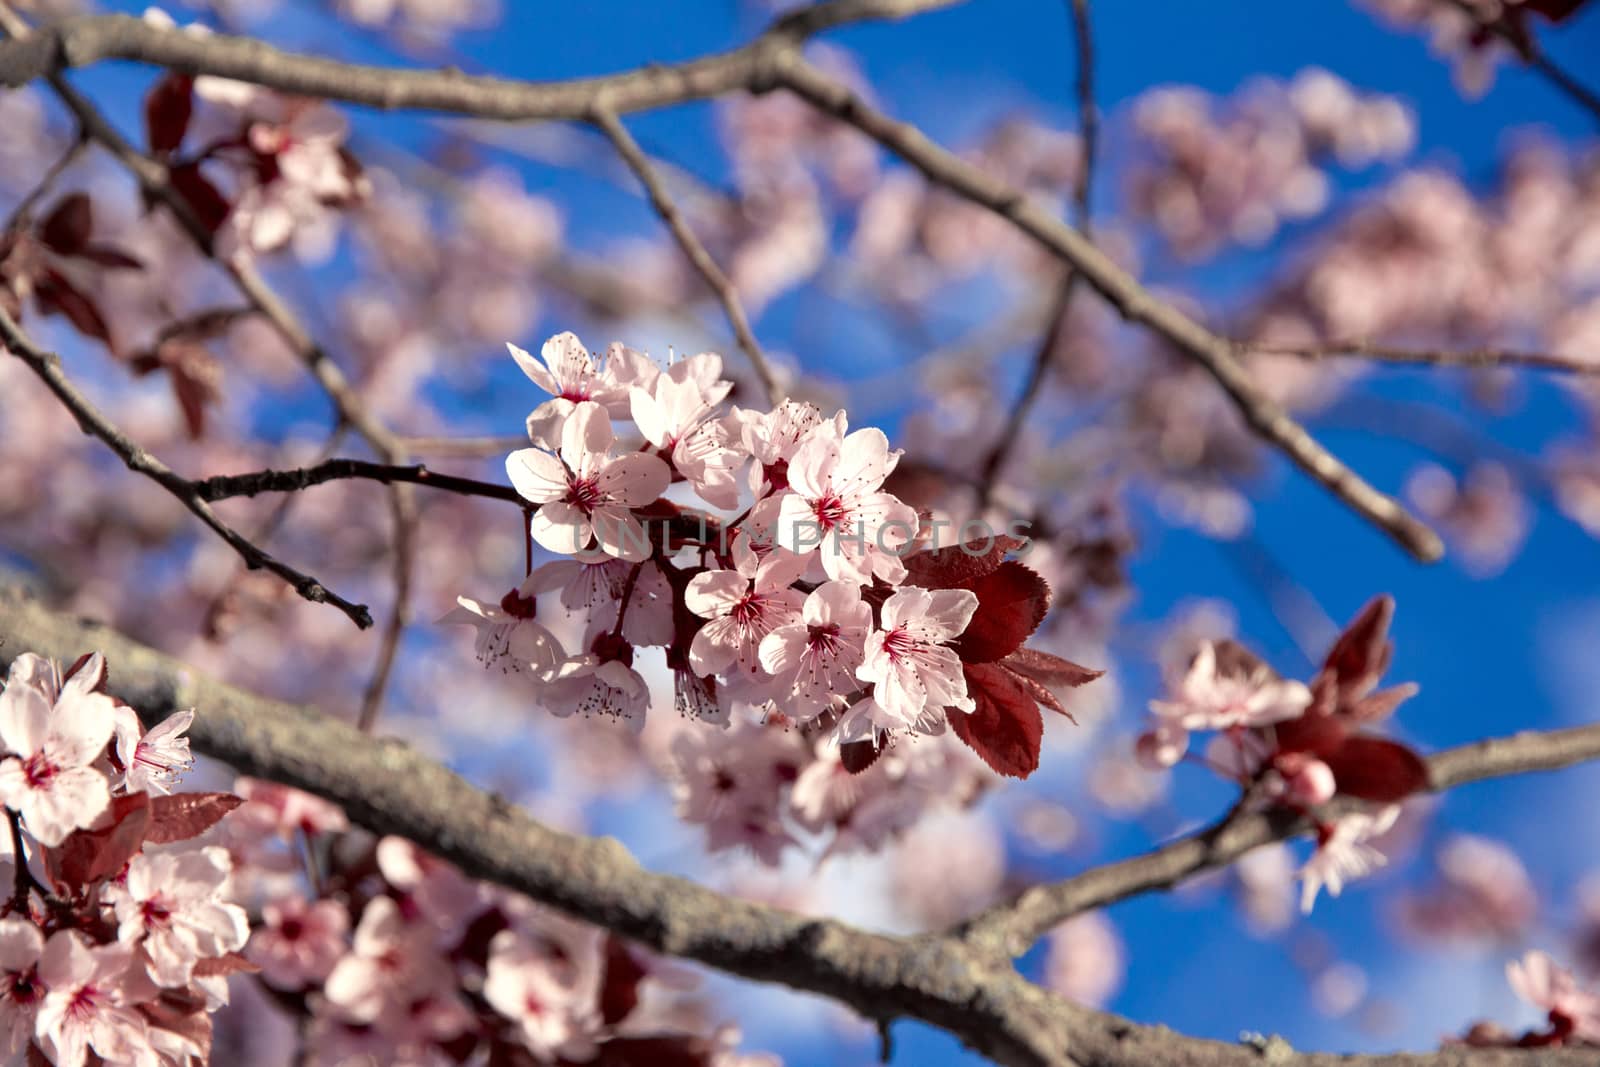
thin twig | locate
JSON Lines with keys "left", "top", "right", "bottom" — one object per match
{"left": 591, "top": 105, "right": 781, "bottom": 404}
{"left": 769, "top": 51, "right": 1444, "bottom": 561}
{"left": 0, "top": 306, "right": 373, "bottom": 627}
{"left": 976, "top": 0, "right": 1096, "bottom": 498}
{"left": 1439, "top": 0, "right": 1600, "bottom": 126}
{"left": 1248, "top": 338, "right": 1600, "bottom": 377}
{"left": 192, "top": 458, "right": 523, "bottom": 504}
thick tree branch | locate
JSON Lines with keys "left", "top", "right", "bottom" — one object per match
{"left": 0, "top": 308, "right": 373, "bottom": 628}
{"left": 959, "top": 722, "right": 1600, "bottom": 958}
{"left": 0, "top": 586, "right": 1594, "bottom": 1067}
{"left": 591, "top": 105, "right": 781, "bottom": 404}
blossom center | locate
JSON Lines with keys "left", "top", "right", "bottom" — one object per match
{"left": 810, "top": 493, "right": 848, "bottom": 532}
{"left": 807, "top": 624, "right": 842, "bottom": 657}
{"left": 1, "top": 970, "right": 41, "bottom": 1007}
{"left": 565, "top": 475, "right": 603, "bottom": 513}
{"left": 881, "top": 626, "right": 920, "bottom": 663}
{"left": 20, "top": 751, "right": 59, "bottom": 789}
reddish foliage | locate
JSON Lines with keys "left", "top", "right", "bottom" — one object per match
{"left": 952, "top": 662, "right": 1045, "bottom": 779}
{"left": 145, "top": 73, "right": 196, "bottom": 157}
{"left": 902, "top": 534, "right": 1024, "bottom": 588}
{"left": 598, "top": 938, "right": 648, "bottom": 1026}
{"left": 47, "top": 792, "right": 151, "bottom": 889}
{"left": 37, "top": 194, "right": 92, "bottom": 255}
{"left": 1319, "top": 737, "right": 1430, "bottom": 803}
{"left": 950, "top": 561, "right": 1051, "bottom": 663}
{"left": 145, "top": 792, "right": 246, "bottom": 845}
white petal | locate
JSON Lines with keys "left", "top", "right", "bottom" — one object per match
{"left": 506, "top": 448, "right": 569, "bottom": 504}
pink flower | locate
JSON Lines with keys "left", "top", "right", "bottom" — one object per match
{"left": 484, "top": 927, "right": 602, "bottom": 1058}
{"left": 375, "top": 836, "right": 484, "bottom": 938}
{"left": 733, "top": 400, "right": 835, "bottom": 495}
{"left": 0, "top": 919, "right": 44, "bottom": 1058}
{"left": 322, "top": 896, "right": 432, "bottom": 1023}
{"left": 629, "top": 353, "right": 742, "bottom": 509}
{"left": 110, "top": 707, "right": 194, "bottom": 796}
{"left": 775, "top": 419, "right": 918, "bottom": 583}
{"left": 685, "top": 559, "right": 806, "bottom": 680}
{"left": 1043, "top": 912, "right": 1125, "bottom": 1009}
{"left": 852, "top": 586, "right": 979, "bottom": 734}
{"left": 1507, "top": 951, "right": 1600, "bottom": 1042}
{"left": 758, "top": 580, "right": 872, "bottom": 720}
{"left": 0, "top": 674, "right": 115, "bottom": 847}
{"left": 525, "top": 553, "right": 675, "bottom": 648}
{"left": 234, "top": 777, "right": 349, "bottom": 838}
{"left": 541, "top": 638, "right": 651, "bottom": 732}
{"left": 506, "top": 401, "right": 671, "bottom": 562}
{"left": 1298, "top": 805, "right": 1400, "bottom": 913}
{"left": 439, "top": 578, "right": 565, "bottom": 678}
{"left": 35, "top": 932, "right": 151, "bottom": 1067}
{"left": 1149, "top": 640, "right": 1311, "bottom": 735}
{"left": 248, "top": 894, "right": 350, "bottom": 989}
{"left": 511, "top": 333, "right": 640, "bottom": 448}
{"left": 106, "top": 846, "right": 249, "bottom": 988}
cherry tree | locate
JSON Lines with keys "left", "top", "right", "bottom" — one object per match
{"left": 0, "top": 0, "right": 1599, "bottom": 1064}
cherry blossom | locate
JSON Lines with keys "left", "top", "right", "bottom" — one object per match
{"left": 758, "top": 580, "right": 873, "bottom": 721}
{"left": 506, "top": 401, "right": 671, "bottom": 562}
{"left": 685, "top": 563, "right": 805, "bottom": 680}
{"left": 439, "top": 578, "right": 565, "bottom": 679}
{"left": 0, "top": 672, "right": 115, "bottom": 847}
{"left": 248, "top": 894, "right": 350, "bottom": 990}
{"left": 1506, "top": 951, "right": 1600, "bottom": 1043}
{"left": 511, "top": 332, "right": 636, "bottom": 448}
{"left": 851, "top": 586, "right": 979, "bottom": 737}
{"left": 540, "top": 637, "right": 651, "bottom": 732}
{"left": 322, "top": 896, "right": 434, "bottom": 1024}
{"left": 1149, "top": 640, "right": 1312, "bottom": 734}
{"left": 106, "top": 846, "right": 250, "bottom": 988}
{"left": 110, "top": 707, "right": 194, "bottom": 796}
{"left": 775, "top": 419, "right": 918, "bottom": 583}
{"left": 483, "top": 926, "right": 602, "bottom": 1058}
{"left": 1298, "top": 805, "right": 1401, "bottom": 914}
{"left": 0, "top": 919, "right": 44, "bottom": 1058}
{"left": 35, "top": 933, "right": 150, "bottom": 1067}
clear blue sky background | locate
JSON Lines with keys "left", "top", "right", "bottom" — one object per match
{"left": 66, "top": 1, "right": 1600, "bottom": 1062}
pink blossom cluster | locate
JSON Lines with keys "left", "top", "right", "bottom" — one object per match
{"left": 222, "top": 785, "right": 776, "bottom": 1067}
{"left": 664, "top": 712, "right": 991, "bottom": 866}
{"left": 1137, "top": 596, "right": 1427, "bottom": 912}
{"left": 0, "top": 652, "right": 251, "bottom": 1067}
{"left": 1355, "top": 0, "right": 1585, "bottom": 97}
{"left": 445, "top": 332, "right": 1097, "bottom": 779}
{"left": 1128, "top": 71, "right": 1414, "bottom": 260}
{"left": 1457, "top": 951, "right": 1600, "bottom": 1049}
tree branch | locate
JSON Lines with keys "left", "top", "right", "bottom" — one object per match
{"left": 959, "top": 721, "right": 1600, "bottom": 957}
{"left": 0, "top": 2, "right": 1443, "bottom": 561}
{"left": 1247, "top": 339, "right": 1600, "bottom": 377}
{"left": 1, "top": 585, "right": 1594, "bottom": 1067}
{"left": 0, "top": 307, "right": 373, "bottom": 628}
{"left": 591, "top": 105, "right": 781, "bottom": 404}
{"left": 191, "top": 458, "right": 523, "bottom": 505}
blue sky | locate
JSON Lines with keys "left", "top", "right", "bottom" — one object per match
{"left": 64, "top": 0, "right": 1600, "bottom": 1062}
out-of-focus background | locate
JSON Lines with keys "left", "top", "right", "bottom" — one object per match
{"left": 5, "top": 0, "right": 1600, "bottom": 1062}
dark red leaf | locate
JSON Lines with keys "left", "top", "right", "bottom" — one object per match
{"left": 1346, "top": 682, "right": 1420, "bottom": 725}
{"left": 589, "top": 1036, "right": 711, "bottom": 1067}
{"left": 168, "top": 163, "right": 231, "bottom": 234}
{"left": 1272, "top": 711, "right": 1350, "bottom": 757}
{"left": 34, "top": 268, "right": 112, "bottom": 348}
{"left": 47, "top": 792, "right": 151, "bottom": 889}
{"left": 38, "top": 194, "right": 92, "bottom": 255}
{"left": 599, "top": 938, "right": 648, "bottom": 1025}
{"left": 74, "top": 244, "right": 145, "bottom": 271}
{"left": 144, "top": 73, "right": 195, "bottom": 156}
{"left": 839, "top": 737, "right": 883, "bottom": 775}
{"left": 145, "top": 792, "right": 244, "bottom": 845}
{"left": 951, "top": 560, "right": 1051, "bottom": 663}
{"left": 1524, "top": 0, "right": 1589, "bottom": 22}
{"left": 1001, "top": 647, "right": 1103, "bottom": 688}
{"left": 1007, "top": 666, "right": 1076, "bottom": 722}
{"left": 952, "top": 662, "right": 1044, "bottom": 779}
{"left": 1322, "top": 736, "right": 1430, "bottom": 802}
{"left": 1321, "top": 595, "right": 1395, "bottom": 687}
{"left": 903, "top": 534, "right": 1025, "bottom": 589}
